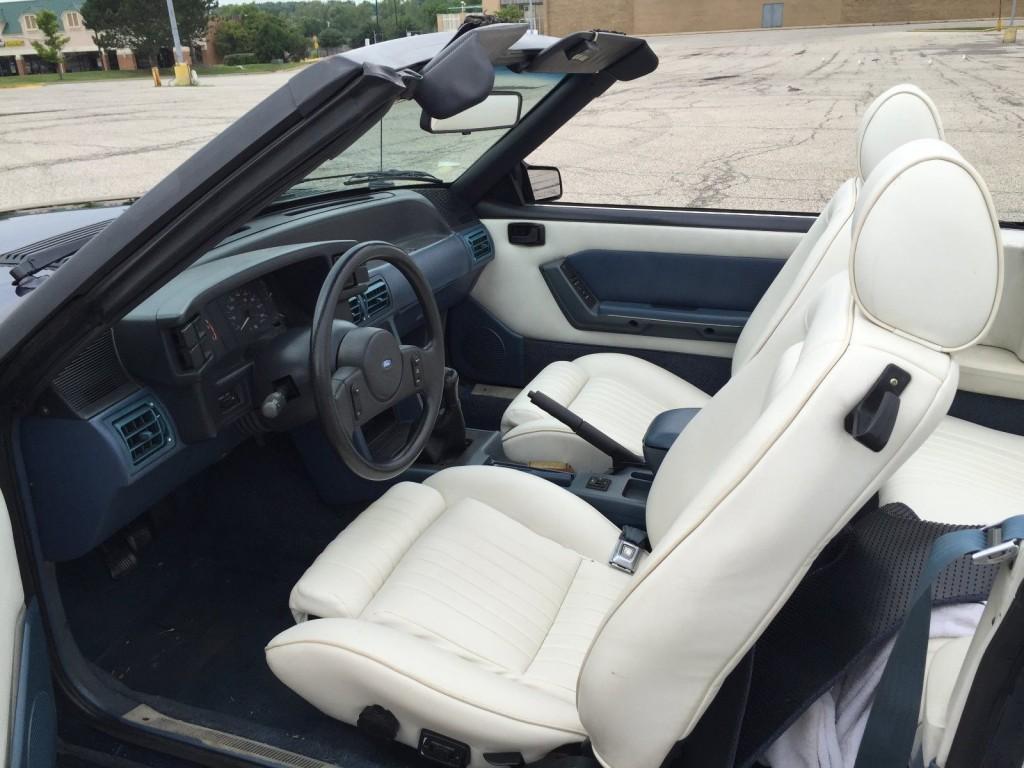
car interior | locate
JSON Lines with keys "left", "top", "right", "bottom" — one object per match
{"left": 5, "top": 22, "right": 1024, "bottom": 768}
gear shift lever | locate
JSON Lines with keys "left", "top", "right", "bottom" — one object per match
{"left": 422, "top": 367, "right": 467, "bottom": 464}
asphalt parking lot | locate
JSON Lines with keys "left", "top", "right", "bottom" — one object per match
{"left": 3, "top": 21, "right": 1024, "bottom": 220}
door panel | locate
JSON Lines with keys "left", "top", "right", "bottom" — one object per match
{"left": 471, "top": 215, "right": 804, "bottom": 360}
{"left": 543, "top": 249, "right": 783, "bottom": 342}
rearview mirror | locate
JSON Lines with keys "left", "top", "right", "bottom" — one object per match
{"left": 526, "top": 165, "right": 563, "bottom": 202}
{"left": 421, "top": 91, "right": 523, "bottom": 134}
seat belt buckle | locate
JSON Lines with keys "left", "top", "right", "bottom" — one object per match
{"left": 972, "top": 524, "right": 1021, "bottom": 566}
{"left": 609, "top": 526, "right": 648, "bottom": 574}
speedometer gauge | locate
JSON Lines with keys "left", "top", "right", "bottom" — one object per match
{"left": 222, "top": 282, "right": 278, "bottom": 336}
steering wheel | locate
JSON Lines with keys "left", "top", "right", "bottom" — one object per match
{"left": 311, "top": 241, "right": 445, "bottom": 481}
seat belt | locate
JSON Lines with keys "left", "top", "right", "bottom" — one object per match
{"left": 853, "top": 515, "right": 1024, "bottom": 768}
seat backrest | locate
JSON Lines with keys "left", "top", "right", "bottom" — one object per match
{"left": 732, "top": 84, "right": 946, "bottom": 374}
{"left": 577, "top": 139, "right": 1002, "bottom": 768}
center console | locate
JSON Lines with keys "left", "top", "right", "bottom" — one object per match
{"left": 406, "top": 404, "right": 700, "bottom": 529}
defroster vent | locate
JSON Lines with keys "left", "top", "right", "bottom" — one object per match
{"left": 112, "top": 400, "right": 173, "bottom": 467}
{"left": 50, "top": 331, "right": 135, "bottom": 418}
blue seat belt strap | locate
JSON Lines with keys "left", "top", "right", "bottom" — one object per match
{"left": 853, "top": 515, "right": 1024, "bottom": 768}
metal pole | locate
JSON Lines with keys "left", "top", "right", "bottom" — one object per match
{"left": 165, "top": 0, "right": 184, "bottom": 64}
{"left": 1011, "top": 0, "right": 1018, "bottom": 28}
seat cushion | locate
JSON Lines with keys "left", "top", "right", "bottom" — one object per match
{"left": 269, "top": 467, "right": 630, "bottom": 766}
{"left": 501, "top": 354, "right": 710, "bottom": 472}
{"left": 880, "top": 416, "right": 1024, "bottom": 526}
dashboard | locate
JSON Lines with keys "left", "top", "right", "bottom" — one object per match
{"left": 22, "top": 188, "right": 495, "bottom": 561}
{"left": 114, "top": 190, "right": 493, "bottom": 443}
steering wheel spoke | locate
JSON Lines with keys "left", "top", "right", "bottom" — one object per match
{"left": 395, "top": 344, "right": 438, "bottom": 399}
{"left": 331, "top": 367, "right": 365, "bottom": 430}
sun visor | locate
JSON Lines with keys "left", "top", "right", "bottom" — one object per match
{"left": 527, "top": 31, "right": 658, "bottom": 80}
{"left": 414, "top": 23, "right": 528, "bottom": 120}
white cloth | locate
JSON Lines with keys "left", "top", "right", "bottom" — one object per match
{"left": 763, "top": 603, "right": 984, "bottom": 768}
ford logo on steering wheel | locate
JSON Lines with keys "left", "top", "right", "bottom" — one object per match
{"left": 381, "top": 358, "right": 393, "bottom": 370}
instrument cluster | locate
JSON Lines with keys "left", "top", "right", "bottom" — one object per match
{"left": 219, "top": 280, "right": 281, "bottom": 339}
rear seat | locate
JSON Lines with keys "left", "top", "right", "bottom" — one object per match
{"left": 882, "top": 416, "right": 1024, "bottom": 525}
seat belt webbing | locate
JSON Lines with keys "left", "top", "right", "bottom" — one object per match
{"left": 853, "top": 515, "right": 1024, "bottom": 768}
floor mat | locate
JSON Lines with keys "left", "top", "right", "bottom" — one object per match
{"left": 57, "top": 435, "right": 427, "bottom": 768}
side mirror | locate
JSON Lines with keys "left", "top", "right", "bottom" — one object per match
{"left": 526, "top": 165, "right": 563, "bottom": 202}
{"left": 421, "top": 91, "right": 522, "bottom": 134}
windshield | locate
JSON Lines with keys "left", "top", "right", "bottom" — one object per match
{"left": 281, "top": 67, "right": 563, "bottom": 201}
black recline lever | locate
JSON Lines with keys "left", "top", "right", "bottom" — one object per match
{"left": 527, "top": 390, "right": 645, "bottom": 469}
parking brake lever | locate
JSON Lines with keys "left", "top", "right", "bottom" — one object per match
{"left": 527, "top": 390, "right": 645, "bottom": 469}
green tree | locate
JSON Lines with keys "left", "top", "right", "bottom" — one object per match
{"left": 211, "top": 17, "right": 253, "bottom": 58}
{"left": 494, "top": 4, "right": 524, "bottom": 22}
{"left": 213, "top": 5, "right": 306, "bottom": 62}
{"left": 317, "top": 26, "right": 343, "bottom": 49}
{"left": 82, "top": 0, "right": 216, "bottom": 67}
{"left": 31, "top": 10, "right": 69, "bottom": 79}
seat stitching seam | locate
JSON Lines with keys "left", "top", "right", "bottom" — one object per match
{"left": 410, "top": 544, "right": 566, "bottom": 613}
{"left": 526, "top": 558, "right": 583, "bottom": 671}
{"left": 380, "top": 580, "right": 541, "bottom": 659}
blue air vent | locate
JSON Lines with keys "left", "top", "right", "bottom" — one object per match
{"left": 347, "top": 278, "right": 390, "bottom": 324}
{"left": 463, "top": 227, "right": 493, "bottom": 263}
{"left": 112, "top": 401, "right": 172, "bottom": 467}
{"left": 364, "top": 278, "right": 391, "bottom": 316}
{"left": 348, "top": 295, "right": 365, "bottom": 323}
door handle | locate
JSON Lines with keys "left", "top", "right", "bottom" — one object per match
{"left": 508, "top": 222, "right": 545, "bottom": 246}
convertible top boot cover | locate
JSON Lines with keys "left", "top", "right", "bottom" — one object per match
{"left": 266, "top": 138, "right": 1001, "bottom": 768}
{"left": 500, "top": 84, "right": 945, "bottom": 472}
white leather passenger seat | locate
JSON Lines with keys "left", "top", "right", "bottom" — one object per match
{"left": 267, "top": 139, "right": 1002, "bottom": 768}
{"left": 501, "top": 84, "right": 945, "bottom": 472}
{"left": 501, "top": 354, "right": 709, "bottom": 470}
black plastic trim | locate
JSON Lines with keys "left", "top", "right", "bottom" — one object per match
{"left": 476, "top": 201, "right": 817, "bottom": 233}
{"left": 946, "top": 574, "right": 1024, "bottom": 768}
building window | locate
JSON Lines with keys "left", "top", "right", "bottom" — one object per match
{"left": 23, "top": 14, "right": 38, "bottom": 31}
{"left": 65, "top": 11, "right": 84, "bottom": 28}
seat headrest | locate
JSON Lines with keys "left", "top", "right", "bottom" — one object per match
{"left": 857, "top": 84, "right": 945, "bottom": 180}
{"left": 851, "top": 138, "right": 1003, "bottom": 352}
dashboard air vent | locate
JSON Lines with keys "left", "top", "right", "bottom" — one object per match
{"left": 348, "top": 295, "right": 365, "bottom": 324}
{"left": 463, "top": 227, "right": 493, "bottom": 263}
{"left": 364, "top": 279, "right": 391, "bottom": 317}
{"left": 50, "top": 331, "right": 135, "bottom": 417}
{"left": 113, "top": 401, "right": 172, "bottom": 467}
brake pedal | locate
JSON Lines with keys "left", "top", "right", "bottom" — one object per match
{"left": 101, "top": 520, "right": 154, "bottom": 579}
{"left": 101, "top": 539, "right": 138, "bottom": 580}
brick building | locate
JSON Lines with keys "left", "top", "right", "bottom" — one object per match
{"left": 523, "top": 0, "right": 1001, "bottom": 36}
{"left": 0, "top": 0, "right": 208, "bottom": 76}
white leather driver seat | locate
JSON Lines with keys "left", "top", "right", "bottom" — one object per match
{"left": 267, "top": 139, "right": 1001, "bottom": 768}
{"left": 500, "top": 84, "right": 945, "bottom": 472}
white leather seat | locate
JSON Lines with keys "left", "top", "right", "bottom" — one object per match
{"left": 267, "top": 140, "right": 1002, "bottom": 768}
{"left": 501, "top": 84, "right": 945, "bottom": 472}
{"left": 881, "top": 415, "right": 1024, "bottom": 525}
